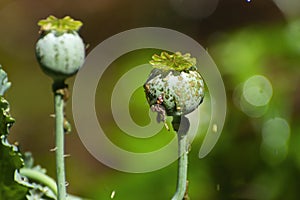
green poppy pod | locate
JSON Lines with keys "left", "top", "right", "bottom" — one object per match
{"left": 144, "top": 52, "right": 205, "bottom": 118}
{"left": 35, "top": 16, "right": 85, "bottom": 82}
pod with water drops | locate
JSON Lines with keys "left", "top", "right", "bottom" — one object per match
{"left": 144, "top": 52, "right": 205, "bottom": 122}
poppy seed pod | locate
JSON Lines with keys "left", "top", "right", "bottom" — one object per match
{"left": 144, "top": 52, "right": 205, "bottom": 123}
{"left": 35, "top": 16, "right": 85, "bottom": 81}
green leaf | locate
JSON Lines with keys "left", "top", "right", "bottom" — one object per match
{"left": 0, "top": 97, "right": 15, "bottom": 137}
{"left": 0, "top": 68, "right": 55, "bottom": 200}
{"left": 0, "top": 65, "right": 11, "bottom": 96}
{"left": 0, "top": 67, "right": 27, "bottom": 199}
{"left": 0, "top": 124, "right": 27, "bottom": 200}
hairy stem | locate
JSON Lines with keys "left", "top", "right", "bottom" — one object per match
{"left": 171, "top": 116, "right": 190, "bottom": 200}
{"left": 53, "top": 81, "right": 67, "bottom": 200}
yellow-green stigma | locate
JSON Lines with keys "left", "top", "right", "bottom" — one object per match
{"left": 149, "top": 52, "right": 197, "bottom": 72}
{"left": 38, "top": 15, "right": 83, "bottom": 34}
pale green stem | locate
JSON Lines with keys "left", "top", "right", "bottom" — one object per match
{"left": 53, "top": 81, "right": 67, "bottom": 200}
{"left": 19, "top": 168, "right": 57, "bottom": 195}
{"left": 19, "top": 168, "right": 86, "bottom": 200}
{"left": 171, "top": 116, "right": 190, "bottom": 200}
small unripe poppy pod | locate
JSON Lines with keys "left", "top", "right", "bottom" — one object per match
{"left": 35, "top": 16, "right": 85, "bottom": 82}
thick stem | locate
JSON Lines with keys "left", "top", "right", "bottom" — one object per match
{"left": 53, "top": 81, "right": 67, "bottom": 200}
{"left": 171, "top": 116, "right": 190, "bottom": 200}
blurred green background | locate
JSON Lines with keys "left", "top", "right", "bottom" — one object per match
{"left": 1, "top": 0, "right": 300, "bottom": 199}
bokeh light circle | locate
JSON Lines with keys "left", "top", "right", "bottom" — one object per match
{"left": 262, "top": 117, "right": 290, "bottom": 148}
{"left": 261, "top": 117, "right": 290, "bottom": 165}
{"left": 243, "top": 75, "right": 273, "bottom": 107}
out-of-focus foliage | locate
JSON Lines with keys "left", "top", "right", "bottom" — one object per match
{"left": 203, "top": 20, "right": 300, "bottom": 200}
